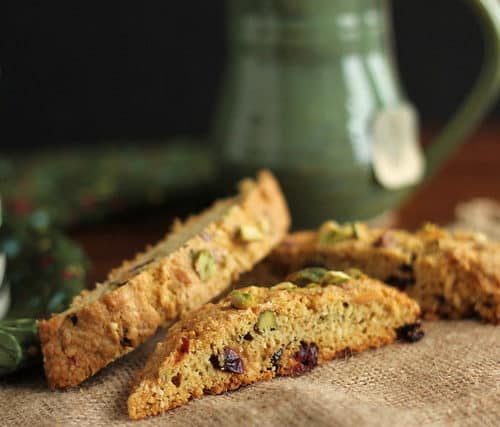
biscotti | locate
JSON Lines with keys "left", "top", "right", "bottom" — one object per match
{"left": 38, "top": 170, "right": 290, "bottom": 389}
{"left": 128, "top": 268, "right": 422, "bottom": 419}
{"left": 240, "top": 221, "right": 500, "bottom": 323}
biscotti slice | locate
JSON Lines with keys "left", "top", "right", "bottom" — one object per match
{"left": 128, "top": 268, "right": 422, "bottom": 419}
{"left": 38, "top": 170, "right": 290, "bottom": 389}
{"left": 240, "top": 221, "right": 500, "bottom": 323}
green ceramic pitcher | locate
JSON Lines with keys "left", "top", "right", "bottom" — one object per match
{"left": 213, "top": 0, "right": 500, "bottom": 228}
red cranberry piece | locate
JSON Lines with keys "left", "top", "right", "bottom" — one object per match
{"left": 210, "top": 348, "right": 244, "bottom": 374}
{"left": 373, "top": 231, "right": 394, "bottom": 248}
{"left": 223, "top": 348, "right": 244, "bottom": 374}
{"left": 294, "top": 341, "right": 318, "bottom": 372}
{"left": 179, "top": 337, "right": 190, "bottom": 354}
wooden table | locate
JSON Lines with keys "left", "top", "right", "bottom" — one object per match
{"left": 70, "top": 123, "right": 500, "bottom": 286}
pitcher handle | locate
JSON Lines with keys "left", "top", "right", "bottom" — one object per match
{"left": 424, "top": 0, "right": 500, "bottom": 178}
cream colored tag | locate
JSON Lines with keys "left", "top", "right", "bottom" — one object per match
{"left": 372, "top": 103, "right": 425, "bottom": 189}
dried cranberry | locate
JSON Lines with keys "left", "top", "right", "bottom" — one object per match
{"left": 435, "top": 295, "right": 446, "bottom": 305}
{"left": 396, "top": 322, "right": 424, "bottom": 343}
{"left": 385, "top": 275, "right": 416, "bottom": 290}
{"left": 483, "top": 300, "right": 494, "bottom": 309}
{"left": 223, "top": 348, "right": 244, "bottom": 373}
{"left": 372, "top": 231, "right": 394, "bottom": 248}
{"left": 293, "top": 341, "right": 318, "bottom": 374}
{"left": 175, "top": 337, "right": 190, "bottom": 362}
{"left": 180, "top": 337, "right": 190, "bottom": 354}
{"left": 270, "top": 348, "right": 283, "bottom": 370}
{"left": 121, "top": 337, "right": 132, "bottom": 347}
{"left": 69, "top": 314, "right": 78, "bottom": 326}
{"left": 210, "top": 348, "right": 244, "bottom": 374}
{"left": 209, "top": 354, "right": 221, "bottom": 369}
{"left": 243, "top": 332, "right": 254, "bottom": 341}
{"left": 120, "top": 328, "right": 132, "bottom": 347}
{"left": 171, "top": 373, "right": 182, "bottom": 387}
{"left": 399, "top": 263, "right": 414, "bottom": 274}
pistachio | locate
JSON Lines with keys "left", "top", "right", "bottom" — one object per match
{"left": 306, "top": 283, "right": 321, "bottom": 289}
{"left": 271, "top": 282, "right": 297, "bottom": 290}
{"left": 238, "top": 224, "right": 263, "bottom": 242}
{"left": 321, "top": 270, "right": 351, "bottom": 285}
{"left": 345, "top": 268, "right": 364, "bottom": 279}
{"left": 193, "top": 249, "right": 216, "bottom": 281}
{"left": 229, "top": 290, "right": 255, "bottom": 309}
{"left": 318, "top": 221, "right": 353, "bottom": 245}
{"left": 255, "top": 310, "right": 278, "bottom": 333}
{"left": 351, "top": 222, "right": 368, "bottom": 240}
{"left": 318, "top": 221, "right": 366, "bottom": 245}
{"left": 286, "top": 267, "right": 328, "bottom": 287}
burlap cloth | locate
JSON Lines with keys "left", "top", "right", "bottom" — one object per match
{"left": 1, "top": 199, "right": 500, "bottom": 427}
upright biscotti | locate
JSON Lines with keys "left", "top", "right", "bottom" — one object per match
{"left": 39, "top": 170, "right": 290, "bottom": 389}
{"left": 128, "top": 268, "right": 422, "bottom": 419}
{"left": 240, "top": 221, "right": 500, "bottom": 323}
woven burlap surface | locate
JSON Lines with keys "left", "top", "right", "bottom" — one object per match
{"left": 1, "top": 322, "right": 499, "bottom": 426}
{"left": 1, "top": 200, "right": 500, "bottom": 427}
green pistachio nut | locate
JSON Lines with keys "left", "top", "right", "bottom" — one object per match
{"left": 318, "top": 221, "right": 367, "bottom": 245}
{"left": 306, "top": 283, "right": 322, "bottom": 289}
{"left": 286, "top": 267, "right": 329, "bottom": 287}
{"left": 345, "top": 268, "right": 364, "bottom": 279}
{"left": 271, "top": 282, "right": 297, "bottom": 290}
{"left": 193, "top": 249, "right": 216, "bottom": 281}
{"left": 318, "top": 221, "right": 353, "bottom": 245}
{"left": 255, "top": 310, "right": 278, "bottom": 333}
{"left": 351, "top": 222, "right": 368, "bottom": 240}
{"left": 229, "top": 290, "right": 255, "bottom": 309}
{"left": 321, "top": 270, "right": 352, "bottom": 285}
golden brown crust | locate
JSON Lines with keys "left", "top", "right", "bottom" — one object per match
{"left": 127, "top": 275, "right": 421, "bottom": 419}
{"left": 39, "top": 170, "right": 290, "bottom": 389}
{"left": 239, "top": 222, "right": 500, "bottom": 323}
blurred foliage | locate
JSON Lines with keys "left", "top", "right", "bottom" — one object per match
{"left": 1, "top": 213, "right": 88, "bottom": 319}
{"left": 1, "top": 142, "right": 215, "bottom": 227}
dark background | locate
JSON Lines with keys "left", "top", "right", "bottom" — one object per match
{"left": 1, "top": 0, "right": 499, "bottom": 148}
